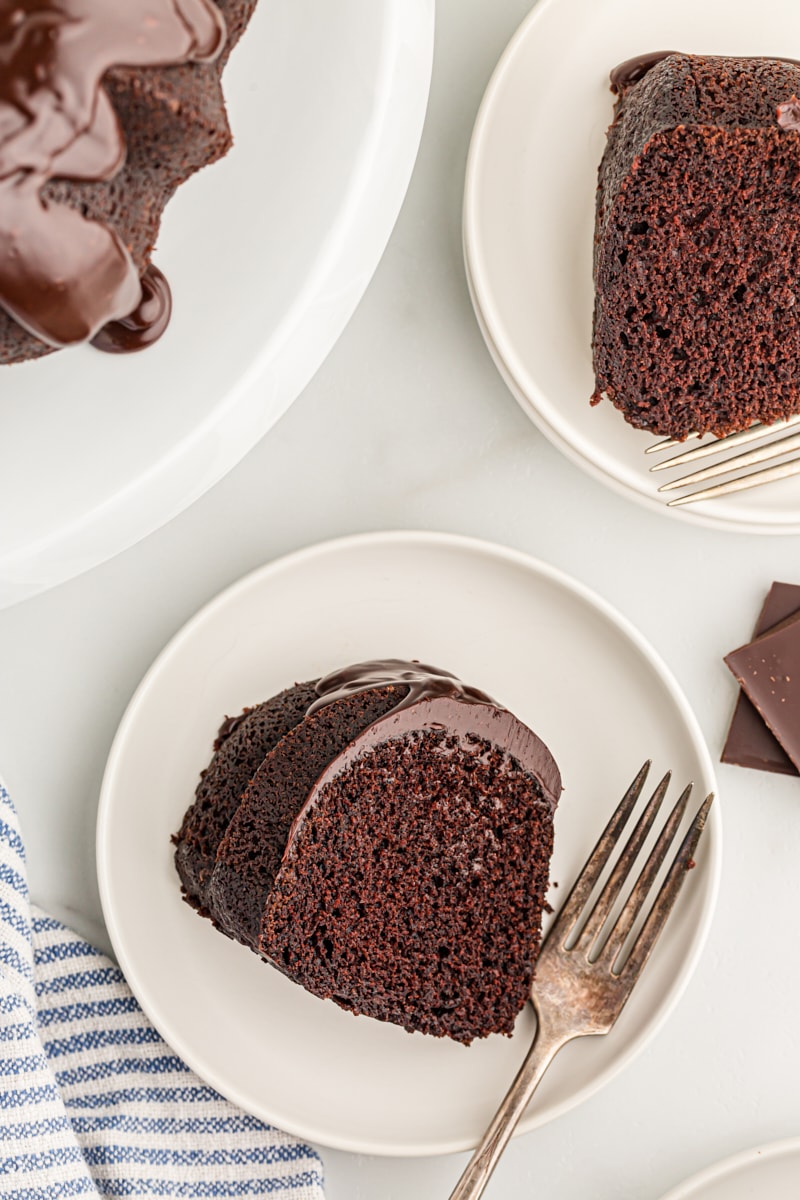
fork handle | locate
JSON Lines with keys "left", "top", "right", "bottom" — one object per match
{"left": 448, "top": 1019, "right": 569, "bottom": 1200}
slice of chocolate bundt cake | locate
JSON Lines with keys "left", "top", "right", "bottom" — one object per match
{"left": 173, "top": 681, "right": 319, "bottom": 915}
{"left": 174, "top": 661, "right": 562, "bottom": 1045}
{"left": 206, "top": 677, "right": 419, "bottom": 951}
{"left": 0, "top": 0, "right": 258, "bottom": 364}
{"left": 592, "top": 53, "right": 800, "bottom": 439}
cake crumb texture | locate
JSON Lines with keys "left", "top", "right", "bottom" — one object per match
{"left": 593, "top": 53, "right": 800, "bottom": 439}
{"left": 173, "top": 662, "right": 562, "bottom": 1044}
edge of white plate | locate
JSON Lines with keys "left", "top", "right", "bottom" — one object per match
{"left": 658, "top": 1137, "right": 800, "bottom": 1200}
{"left": 0, "top": 1, "right": 435, "bottom": 611}
{"left": 464, "top": 232, "right": 800, "bottom": 536}
{"left": 96, "top": 529, "right": 722, "bottom": 1156}
{"left": 462, "top": 0, "right": 800, "bottom": 536}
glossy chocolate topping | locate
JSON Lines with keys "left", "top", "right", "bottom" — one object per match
{"left": 0, "top": 0, "right": 225, "bottom": 350}
{"left": 90, "top": 264, "right": 172, "bottom": 354}
{"left": 611, "top": 50, "right": 800, "bottom": 94}
{"left": 610, "top": 50, "right": 675, "bottom": 93}
{"left": 307, "top": 658, "right": 497, "bottom": 716}
{"left": 285, "top": 693, "right": 563, "bottom": 858}
{"left": 777, "top": 95, "right": 800, "bottom": 132}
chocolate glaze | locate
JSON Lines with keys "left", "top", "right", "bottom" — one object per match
{"left": 610, "top": 51, "right": 675, "bottom": 93}
{"left": 611, "top": 50, "right": 800, "bottom": 94}
{"left": 777, "top": 96, "right": 800, "bottom": 132}
{"left": 90, "top": 264, "right": 172, "bottom": 354}
{"left": 0, "top": 0, "right": 226, "bottom": 350}
{"left": 285, "top": 693, "right": 563, "bottom": 859}
{"left": 308, "top": 658, "right": 497, "bottom": 716}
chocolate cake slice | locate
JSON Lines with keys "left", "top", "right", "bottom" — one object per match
{"left": 593, "top": 53, "right": 800, "bottom": 439}
{"left": 207, "top": 681, "right": 414, "bottom": 951}
{"left": 176, "top": 661, "right": 562, "bottom": 1044}
{"left": 172, "top": 681, "right": 319, "bottom": 914}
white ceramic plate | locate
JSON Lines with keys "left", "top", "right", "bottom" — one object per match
{"left": 97, "top": 531, "right": 720, "bottom": 1155}
{"left": 463, "top": 0, "right": 800, "bottom": 533}
{"left": 659, "top": 1139, "right": 800, "bottom": 1200}
{"left": 0, "top": 0, "right": 434, "bottom": 610}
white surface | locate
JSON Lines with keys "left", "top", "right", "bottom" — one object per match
{"left": 97, "top": 531, "right": 720, "bottom": 1155}
{"left": 659, "top": 1138, "right": 800, "bottom": 1200}
{"left": 0, "top": 0, "right": 434, "bottom": 609}
{"left": 1, "top": 0, "right": 800, "bottom": 1196}
{"left": 463, "top": 0, "right": 800, "bottom": 532}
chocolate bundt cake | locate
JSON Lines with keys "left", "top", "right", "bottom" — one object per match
{"left": 173, "top": 660, "right": 562, "bottom": 1044}
{"left": 0, "top": 0, "right": 257, "bottom": 364}
{"left": 173, "top": 681, "right": 320, "bottom": 914}
{"left": 592, "top": 52, "right": 800, "bottom": 439}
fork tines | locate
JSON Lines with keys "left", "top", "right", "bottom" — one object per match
{"left": 446, "top": 765, "right": 714, "bottom": 1200}
{"left": 557, "top": 762, "right": 713, "bottom": 974}
{"left": 645, "top": 413, "right": 800, "bottom": 506}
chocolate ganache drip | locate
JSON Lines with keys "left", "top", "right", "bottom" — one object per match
{"left": 610, "top": 51, "right": 675, "bottom": 92}
{"left": 611, "top": 50, "right": 800, "bottom": 94}
{"left": 90, "top": 264, "right": 172, "bottom": 354}
{"left": 307, "top": 659, "right": 498, "bottom": 717}
{"left": 777, "top": 96, "right": 800, "bottom": 132}
{"left": 288, "top": 661, "right": 562, "bottom": 852}
{"left": 0, "top": 0, "right": 226, "bottom": 351}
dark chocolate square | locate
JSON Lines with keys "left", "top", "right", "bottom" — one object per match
{"left": 725, "top": 593, "right": 800, "bottom": 773}
{"left": 721, "top": 582, "right": 800, "bottom": 776}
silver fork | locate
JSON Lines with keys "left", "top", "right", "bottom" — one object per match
{"left": 448, "top": 761, "right": 714, "bottom": 1200}
{"left": 645, "top": 413, "right": 800, "bottom": 506}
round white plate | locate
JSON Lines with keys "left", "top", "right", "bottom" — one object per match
{"left": 0, "top": 0, "right": 434, "bottom": 610}
{"left": 659, "top": 1138, "right": 800, "bottom": 1200}
{"left": 97, "top": 530, "right": 721, "bottom": 1156}
{"left": 463, "top": 0, "right": 800, "bottom": 533}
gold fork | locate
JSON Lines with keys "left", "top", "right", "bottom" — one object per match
{"left": 645, "top": 413, "right": 800, "bottom": 506}
{"left": 449, "top": 761, "right": 714, "bottom": 1200}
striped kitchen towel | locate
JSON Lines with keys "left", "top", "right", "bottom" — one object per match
{"left": 0, "top": 781, "right": 325, "bottom": 1198}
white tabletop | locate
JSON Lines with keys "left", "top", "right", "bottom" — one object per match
{"left": 1, "top": 1, "right": 799, "bottom": 1197}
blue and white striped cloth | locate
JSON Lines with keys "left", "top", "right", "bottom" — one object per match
{"left": 0, "top": 781, "right": 325, "bottom": 1198}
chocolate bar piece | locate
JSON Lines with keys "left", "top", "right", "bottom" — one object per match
{"left": 722, "top": 582, "right": 800, "bottom": 775}
{"left": 725, "top": 598, "right": 800, "bottom": 773}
